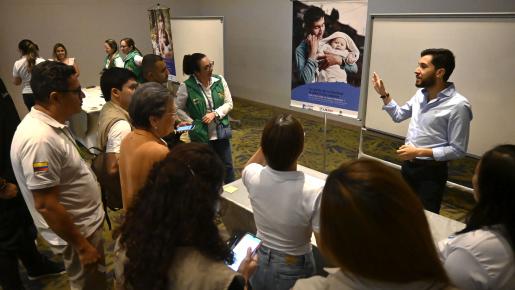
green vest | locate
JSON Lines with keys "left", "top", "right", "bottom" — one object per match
{"left": 184, "top": 75, "right": 229, "bottom": 143}
{"left": 124, "top": 50, "right": 143, "bottom": 83}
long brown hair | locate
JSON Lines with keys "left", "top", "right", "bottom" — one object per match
{"left": 18, "top": 39, "right": 39, "bottom": 72}
{"left": 459, "top": 144, "right": 515, "bottom": 251}
{"left": 320, "top": 159, "right": 450, "bottom": 284}
{"left": 121, "top": 37, "right": 142, "bottom": 55}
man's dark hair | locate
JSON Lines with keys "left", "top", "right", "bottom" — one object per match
{"left": 261, "top": 114, "right": 304, "bottom": 171}
{"left": 303, "top": 6, "right": 325, "bottom": 29}
{"left": 100, "top": 67, "right": 136, "bottom": 101}
{"left": 30, "top": 61, "right": 76, "bottom": 104}
{"left": 421, "top": 48, "right": 455, "bottom": 82}
{"left": 141, "top": 54, "right": 163, "bottom": 82}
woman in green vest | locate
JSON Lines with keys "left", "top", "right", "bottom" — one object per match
{"left": 176, "top": 53, "right": 235, "bottom": 183}
{"left": 120, "top": 37, "right": 144, "bottom": 82}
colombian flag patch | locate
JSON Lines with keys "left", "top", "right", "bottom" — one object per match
{"left": 33, "top": 162, "right": 49, "bottom": 172}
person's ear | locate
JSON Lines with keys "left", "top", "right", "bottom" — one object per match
{"left": 48, "top": 91, "right": 60, "bottom": 104}
{"left": 111, "top": 87, "right": 120, "bottom": 101}
{"left": 149, "top": 115, "right": 159, "bottom": 130}
{"left": 145, "top": 71, "right": 153, "bottom": 82}
{"left": 436, "top": 68, "right": 446, "bottom": 80}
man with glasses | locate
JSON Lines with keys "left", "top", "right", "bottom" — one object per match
{"left": 10, "top": 61, "right": 107, "bottom": 290}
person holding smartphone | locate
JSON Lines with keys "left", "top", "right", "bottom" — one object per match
{"left": 115, "top": 143, "right": 257, "bottom": 290}
{"left": 176, "top": 53, "right": 235, "bottom": 183}
{"left": 243, "top": 114, "right": 322, "bottom": 290}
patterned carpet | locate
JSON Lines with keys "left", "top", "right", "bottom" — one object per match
{"left": 7, "top": 97, "right": 477, "bottom": 290}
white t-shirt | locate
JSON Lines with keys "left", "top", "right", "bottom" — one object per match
{"left": 242, "top": 163, "right": 322, "bottom": 255}
{"left": 106, "top": 120, "right": 131, "bottom": 154}
{"left": 439, "top": 225, "right": 515, "bottom": 290}
{"left": 10, "top": 108, "right": 105, "bottom": 245}
{"left": 12, "top": 56, "right": 46, "bottom": 94}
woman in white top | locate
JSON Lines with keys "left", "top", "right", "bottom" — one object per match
{"left": 439, "top": 144, "right": 515, "bottom": 290}
{"left": 294, "top": 159, "right": 456, "bottom": 290}
{"left": 12, "top": 39, "right": 45, "bottom": 110}
{"left": 242, "top": 114, "right": 322, "bottom": 290}
{"left": 52, "top": 43, "right": 80, "bottom": 77}
{"left": 103, "top": 39, "right": 124, "bottom": 70}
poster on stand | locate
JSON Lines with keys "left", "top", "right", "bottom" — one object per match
{"left": 148, "top": 6, "right": 177, "bottom": 81}
{"left": 291, "top": 0, "right": 368, "bottom": 118}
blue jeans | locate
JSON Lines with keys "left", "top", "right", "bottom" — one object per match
{"left": 250, "top": 246, "right": 315, "bottom": 290}
{"left": 208, "top": 138, "right": 235, "bottom": 184}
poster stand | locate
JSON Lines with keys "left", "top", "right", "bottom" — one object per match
{"left": 322, "top": 112, "right": 327, "bottom": 172}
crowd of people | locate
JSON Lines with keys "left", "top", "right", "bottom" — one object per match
{"left": 1, "top": 35, "right": 514, "bottom": 290}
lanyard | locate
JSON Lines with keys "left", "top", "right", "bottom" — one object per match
{"left": 197, "top": 83, "right": 214, "bottom": 112}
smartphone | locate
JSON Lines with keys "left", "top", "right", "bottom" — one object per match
{"left": 227, "top": 233, "right": 261, "bottom": 271}
{"left": 176, "top": 124, "right": 195, "bottom": 132}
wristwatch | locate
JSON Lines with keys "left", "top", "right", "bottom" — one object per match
{"left": 380, "top": 93, "right": 390, "bottom": 99}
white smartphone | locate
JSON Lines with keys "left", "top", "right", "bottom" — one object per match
{"left": 227, "top": 233, "right": 261, "bottom": 271}
{"left": 176, "top": 124, "right": 195, "bottom": 132}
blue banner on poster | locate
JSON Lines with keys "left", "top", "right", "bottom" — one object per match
{"left": 292, "top": 82, "right": 360, "bottom": 111}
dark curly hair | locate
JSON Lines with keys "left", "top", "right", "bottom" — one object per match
{"left": 119, "top": 143, "right": 233, "bottom": 290}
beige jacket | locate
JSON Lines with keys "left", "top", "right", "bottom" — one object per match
{"left": 97, "top": 101, "right": 131, "bottom": 150}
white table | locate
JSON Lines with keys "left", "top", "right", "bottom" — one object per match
{"left": 69, "top": 86, "right": 105, "bottom": 148}
{"left": 221, "top": 164, "right": 465, "bottom": 248}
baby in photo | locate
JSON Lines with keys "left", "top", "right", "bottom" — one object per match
{"left": 317, "top": 31, "right": 360, "bottom": 83}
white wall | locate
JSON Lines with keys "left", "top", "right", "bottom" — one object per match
{"left": 0, "top": 0, "right": 200, "bottom": 117}
{"left": 197, "top": 0, "right": 515, "bottom": 123}
{"left": 198, "top": 0, "right": 293, "bottom": 110}
{"left": 3, "top": 0, "right": 515, "bottom": 121}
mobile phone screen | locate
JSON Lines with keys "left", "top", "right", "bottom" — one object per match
{"left": 176, "top": 124, "right": 194, "bottom": 132}
{"left": 227, "top": 233, "right": 261, "bottom": 271}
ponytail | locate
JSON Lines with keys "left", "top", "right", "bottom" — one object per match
{"left": 182, "top": 53, "right": 206, "bottom": 75}
{"left": 26, "top": 43, "right": 39, "bottom": 72}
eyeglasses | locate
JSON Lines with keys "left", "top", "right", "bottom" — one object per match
{"left": 59, "top": 87, "right": 83, "bottom": 96}
{"left": 203, "top": 61, "right": 215, "bottom": 71}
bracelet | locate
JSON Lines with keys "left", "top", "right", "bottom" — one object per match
{"left": 380, "top": 93, "right": 390, "bottom": 99}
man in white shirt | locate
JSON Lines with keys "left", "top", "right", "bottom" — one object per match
{"left": 96, "top": 68, "right": 137, "bottom": 209}
{"left": 10, "top": 61, "right": 107, "bottom": 290}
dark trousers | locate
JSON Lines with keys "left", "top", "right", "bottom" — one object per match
{"left": 22, "top": 94, "right": 35, "bottom": 111}
{"left": 0, "top": 228, "right": 48, "bottom": 290}
{"left": 208, "top": 138, "right": 235, "bottom": 184}
{"left": 401, "top": 160, "right": 448, "bottom": 214}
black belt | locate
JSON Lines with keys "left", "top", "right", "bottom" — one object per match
{"left": 407, "top": 159, "right": 447, "bottom": 166}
